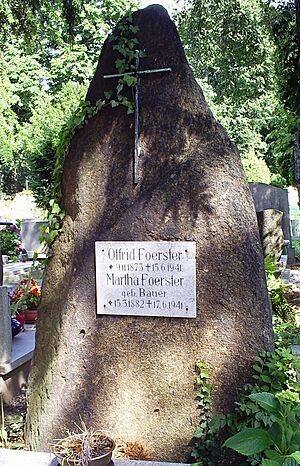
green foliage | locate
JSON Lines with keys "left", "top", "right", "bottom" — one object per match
{"left": 242, "top": 151, "right": 272, "bottom": 184}
{"left": 274, "top": 321, "right": 300, "bottom": 348}
{"left": 267, "top": 1, "right": 300, "bottom": 116}
{"left": 176, "top": 0, "right": 299, "bottom": 187}
{"left": 192, "top": 347, "right": 300, "bottom": 465}
{"left": 25, "top": 81, "right": 87, "bottom": 207}
{"left": 265, "top": 256, "right": 294, "bottom": 323}
{"left": 224, "top": 391, "right": 300, "bottom": 465}
{"left": 292, "top": 240, "right": 300, "bottom": 262}
{"left": 0, "top": 0, "right": 138, "bottom": 194}
{"left": 265, "top": 104, "right": 300, "bottom": 187}
{"left": 176, "top": 0, "right": 274, "bottom": 103}
{"left": 0, "top": 226, "right": 20, "bottom": 260}
{"left": 192, "top": 361, "right": 218, "bottom": 466}
{"left": 38, "top": 11, "right": 141, "bottom": 246}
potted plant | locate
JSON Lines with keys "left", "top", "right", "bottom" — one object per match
{"left": 52, "top": 429, "right": 115, "bottom": 466}
{"left": 10, "top": 277, "right": 41, "bottom": 323}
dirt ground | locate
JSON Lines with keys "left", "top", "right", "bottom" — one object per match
{"left": 3, "top": 393, "right": 26, "bottom": 449}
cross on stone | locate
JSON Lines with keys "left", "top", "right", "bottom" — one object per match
{"left": 104, "top": 51, "right": 171, "bottom": 185}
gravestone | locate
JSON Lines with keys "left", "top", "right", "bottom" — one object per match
{"left": 257, "top": 209, "right": 284, "bottom": 261}
{"left": 0, "top": 287, "right": 12, "bottom": 367}
{"left": 21, "top": 219, "right": 48, "bottom": 258}
{"left": 0, "top": 251, "right": 3, "bottom": 286}
{"left": 26, "top": 5, "right": 274, "bottom": 464}
{"left": 249, "top": 182, "right": 295, "bottom": 263}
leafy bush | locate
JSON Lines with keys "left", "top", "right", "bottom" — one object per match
{"left": 224, "top": 391, "right": 300, "bottom": 465}
{"left": 292, "top": 240, "right": 300, "bottom": 262}
{"left": 242, "top": 151, "right": 271, "bottom": 184}
{"left": 0, "top": 226, "right": 20, "bottom": 261}
{"left": 274, "top": 321, "right": 300, "bottom": 348}
{"left": 193, "top": 348, "right": 300, "bottom": 465}
{"left": 265, "top": 256, "right": 294, "bottom": 323}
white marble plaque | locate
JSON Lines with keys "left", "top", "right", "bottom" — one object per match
{"left": 95, "top": 241, "right": 196, "bottom": 318}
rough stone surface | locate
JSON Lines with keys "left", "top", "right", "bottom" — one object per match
{"left": 257, "top": 209, "right": 284, "bottom": 261}
{"left": 26, "top": 6, "right": 274, "bottom": 465}
{"left": 249, "top": 182, "right": 294, "bottom": 263}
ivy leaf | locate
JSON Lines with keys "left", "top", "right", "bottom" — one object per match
{"left": 129, "top": 25, "right": 139, "bottom": 33}
{"left": 95, "top": 99, "right": 104, "bottom": 110}
{"left": 127, "top": 104, "right": 134, "bottom": 115}
{"left": 104, "top": 91, "right": 113, "bottom": 100}
{"left": 123, "top": 74, "right": 137, "bottom": 87}
{"left": 115, "top": 58, "right": 127, "bottom": 72}
{"left": 116, "top": 82, "right": 124, "bottom": 94}
{"left": 51, "top": 203, "right": 61, "bottom": 214}
{"left": 110, "top": 100, "right": 119, "bottom": 108}
{"left": 253, "top": 364, "right": 263, "bottom": 372}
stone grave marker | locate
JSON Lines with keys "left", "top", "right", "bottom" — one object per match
{"left": 0, "top": 287, "right": 12, "bottom": 367}
{"left": 26, "top": 5, "right": 274, "bottom": 465}
{"left": 249, "top": 182, "right": 295, "bottom": 263}
{"left": 257, "top": 209, "right": 284, "bottom": 261}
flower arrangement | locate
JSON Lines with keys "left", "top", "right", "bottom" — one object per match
{"left": 10, "top": 278, "right": 41, "bottom": 312}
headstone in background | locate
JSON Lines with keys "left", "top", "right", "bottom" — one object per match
{"left": 26, "top": 6, "right": 274, "bottom": 465}
{"left": 0, "top": 287, "right": 12, "bottom": 367}
{"left": 0, "top": 252, "right": 3, "bottom": 286}
{"left": 21, "top": 220, "right": 48, "bottom": 258}
{"left": 249, "top": 182, "right": 295, "bottom": 263}
{"left": 257, "top": 209, "right": 284, "bottom": 261}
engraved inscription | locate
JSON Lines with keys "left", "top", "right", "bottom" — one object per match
{"left": 95, "top": 241, "right": 196, "bottom": 318}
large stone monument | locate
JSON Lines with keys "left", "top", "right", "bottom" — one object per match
{"left": 26, "top": 5, "right": 274, "bottom": 464}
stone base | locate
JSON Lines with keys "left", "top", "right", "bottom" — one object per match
{"left": 0, "top": 326, "right": 35, "bottom": 403}
{"left": 0, "top": 449, "right": 190, "bottom": 466}
{"left": 0, "top": 360, "right": 31, "bottom": 404}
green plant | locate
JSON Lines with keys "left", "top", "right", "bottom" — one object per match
{"left": 264, "top": 256, "right": 294, "bottom": 323}
{"left": 9, "top": 253, "right": 42, "bottom": 312}
{"left": 224, "top": 391, "right": 300, "bottom": 465}
{"left": 192, "top": 348, "right": 300, "bottom": 465}
{"left": 10, "top": 277, "right": 41, "bottom": 312}
{"left": 0, "top": 226, "right": 21, "bottom": 261}
{"left": 192, "top": 361, "right": 219, "bottom": 466}
{"left": 292, "top": 240, "right": 300, "bottom": 262}
{"left": 274, "top": 321, "right": 300, "bottom": 348}
{"left": 40, "top": 11, "right": 142, "bottom": 247}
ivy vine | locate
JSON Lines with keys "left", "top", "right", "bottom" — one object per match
{"left": 40, "top": 11, "right": 143, "bottom": 247}
{"left": 192, "top": 361, "right": 218, "bottom": 466}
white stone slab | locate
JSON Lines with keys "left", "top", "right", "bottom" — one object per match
{"left": 0, "top": 326, "right": 35, "bottom": 375}
{"left": 95, "top": 241, "right": 196, "bottom": 318}
{"left": 0, "top": 448, "right": 56, "bottom": 466}
{"left": 0, "top": 449, "right": 190, "bottom": 466}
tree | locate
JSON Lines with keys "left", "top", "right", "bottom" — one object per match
{"left": 176, "top": 0, "right": 300, "bottom": 187}
{"left": 264, "top": 0, "right": 300, "bottom": 193}
{"left": 0, "top": 0, "right": 138, "bottom": 196}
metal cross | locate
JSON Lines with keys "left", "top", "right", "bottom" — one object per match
{"left": 104, "top": 51, "right": 171, "bottom": 185}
